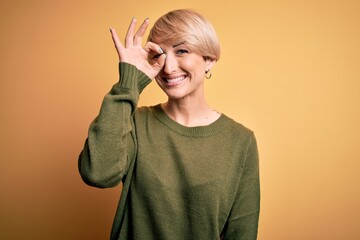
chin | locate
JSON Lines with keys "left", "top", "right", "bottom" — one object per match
{"left": 164, "top": 91, "right": 188, "bottom": 100}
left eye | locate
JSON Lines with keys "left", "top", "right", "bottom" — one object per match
{"left": 176, "top": 49, "right": 189, "bottom": 55}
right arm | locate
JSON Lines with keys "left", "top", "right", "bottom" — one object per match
{"left": 78, "top": 18, "right": 165, "bottom": 188}
{"left": 78, "top": 62, "right": 151, "bottom": 188}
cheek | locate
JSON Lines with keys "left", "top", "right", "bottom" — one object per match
{"left": 180, "top": 58, "right": 206, "bottom": 75}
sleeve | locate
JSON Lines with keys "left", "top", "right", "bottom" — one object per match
{"left": 222, "top": 133, "right": 260, "bottom": 240}
{"left": 78, "top": 62, "right": 151, "bottom": 188}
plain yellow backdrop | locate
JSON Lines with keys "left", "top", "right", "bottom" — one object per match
{"left": 1, "top": 0, "right": 359, "bottom": 239}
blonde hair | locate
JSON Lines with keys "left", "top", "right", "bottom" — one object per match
{"left": 148, "top": 9, "right": 221, "bottom": 61}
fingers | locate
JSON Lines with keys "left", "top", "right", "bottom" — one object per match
{"left": 144, "top": 42, "right": 164, "bottom": 58}
{"left": 144, "top": 42, "right": 166, "bottom": 69}
{"left": 133, "top": 18, "right": 150, "bottom": 46}
{"left": 125, "top": 17, "right": 137, "bottom": 47}
{"left": 109, "top": 27, "right": 123, "bottom": 57}
{"left": 156, "top": 51, "right": 167, "bottom": 69}
{"left": 110, "top": 18, "right": 154, "bottom": 67}
{"left": 125, "top": 17, "right": 150, "bottom": 47}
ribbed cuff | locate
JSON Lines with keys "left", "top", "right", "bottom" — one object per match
{"left": 118, "top": 62, "right": 152, "bottom": 93}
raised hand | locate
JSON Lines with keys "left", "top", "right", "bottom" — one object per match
{"left": 110, "top": 18, "right": 166, "bottom": 79}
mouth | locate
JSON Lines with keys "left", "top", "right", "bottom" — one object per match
{"left": 162, "top": 75, "right": 187, "bottom": 86}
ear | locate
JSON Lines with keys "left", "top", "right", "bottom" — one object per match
{"left": 205, "top": 59, "right": 216, "bottom": 71}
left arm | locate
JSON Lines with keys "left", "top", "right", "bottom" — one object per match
{"left": 222, "top": 133, "right": 260, "bottom": 239}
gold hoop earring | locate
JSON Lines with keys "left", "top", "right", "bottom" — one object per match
{"left": 205, "top": 70, "right": 212, "bottom": 79}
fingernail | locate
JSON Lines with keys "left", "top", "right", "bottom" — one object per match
{"left": 159, "top": 47, "right": 164, "bottom": 54}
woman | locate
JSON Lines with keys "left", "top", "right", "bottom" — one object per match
{"left": 79, "top": 9, "right": 260, "bottom": 240}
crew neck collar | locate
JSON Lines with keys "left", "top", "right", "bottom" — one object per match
{"left": 151, "top": 104, "right": 229, "bottom": 137}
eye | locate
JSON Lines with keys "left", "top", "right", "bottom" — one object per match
{"left": 176, "top": 49, "right": 189, "bottom": 55}
{"left": 152, "top": 53, "right": 162, "bottom": 59}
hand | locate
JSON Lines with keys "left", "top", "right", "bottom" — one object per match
{"left": 110, "top": 18, "right": 166, "bottom": 79}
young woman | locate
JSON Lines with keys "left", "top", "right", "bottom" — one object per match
{"left": 79, "top": 9, "right": 260, "bottom": 240}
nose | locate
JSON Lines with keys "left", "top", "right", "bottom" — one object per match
{"left": 163, "top": 53, "right": 177, "bottom": 74}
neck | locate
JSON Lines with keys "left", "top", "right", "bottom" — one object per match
{"left": 161, "top": 98, "right": 220, "bottom": 127}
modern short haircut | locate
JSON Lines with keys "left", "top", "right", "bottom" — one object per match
{"left": 148, "top": 9, "right": 221, "bottom": 61}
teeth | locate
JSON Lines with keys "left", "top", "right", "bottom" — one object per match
{"left": 166, "top": 76, "right": 185, "bottom": 83}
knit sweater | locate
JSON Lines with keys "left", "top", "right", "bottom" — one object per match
{"left": 79, "top": 63, "right": 260, "bottom": 240}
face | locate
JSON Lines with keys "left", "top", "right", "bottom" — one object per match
{"left": 152, "top": 42, "right": 215, "bottom": 100}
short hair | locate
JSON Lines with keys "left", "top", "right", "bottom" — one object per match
{"left": 148, "top": 9, "right": 221, "bottom": 61}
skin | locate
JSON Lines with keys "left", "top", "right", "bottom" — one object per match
{"left": 110, "top": 17, "right": 220, "bottom": 127}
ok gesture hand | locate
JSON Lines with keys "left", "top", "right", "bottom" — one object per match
{"left": 110, "top": 18, "right": 166, "bottom": 80}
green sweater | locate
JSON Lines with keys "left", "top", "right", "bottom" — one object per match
{"left": 79, "top": 63, "right": 260, "bottom": 240}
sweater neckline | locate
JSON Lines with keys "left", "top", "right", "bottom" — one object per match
{"left": 151, "top": 104, "right": 230, "bottom": 137}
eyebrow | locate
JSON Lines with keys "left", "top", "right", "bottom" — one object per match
{"left": 172, "top": 42, "right": 186, "bottom": 48}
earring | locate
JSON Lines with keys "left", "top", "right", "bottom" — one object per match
{"left": 205, "top": 70, "right": 212, "bottom": 79}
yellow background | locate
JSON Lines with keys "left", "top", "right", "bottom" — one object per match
{"left": 1, "top": 0, "right": 359, "bottom": 239}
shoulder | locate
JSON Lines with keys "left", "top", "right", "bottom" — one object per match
{"left": 134, "top": 104, "right": 160, "bottom": 115}
{"left": 133, "top": 105, "right": 160, "bottom": 123}
{"left": 221, "top": 114, "right": 255, "bottom": 139}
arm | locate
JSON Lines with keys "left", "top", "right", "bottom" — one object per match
{"left": 78, "top": 63, "right": 151, "bottom": 188}
{"left": 78, "top": 17, "right": 166, "bottom": 188}
{"left": 222, "top": 133, "right": 261, "bottom": 239}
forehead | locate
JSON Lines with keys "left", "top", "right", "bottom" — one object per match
{"left": 159, "top": 41, "right": 188, "bottom": 49}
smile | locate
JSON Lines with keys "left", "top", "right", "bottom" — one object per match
{"left": 162, "top": 75, "right": 187, "bottom": 86}
{"left": 165, "top": 76, "right": 186, "bottom": 83}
